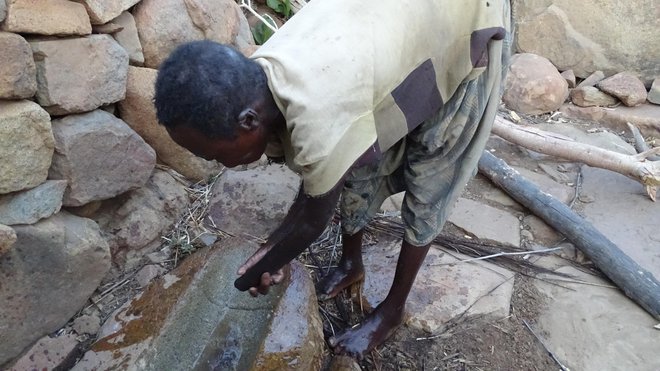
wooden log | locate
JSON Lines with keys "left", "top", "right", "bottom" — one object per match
{"left": 478, "top": 150, "right": 660, "bottom": 320}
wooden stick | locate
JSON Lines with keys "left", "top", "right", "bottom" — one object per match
{"left": 478, "top": 151, "right": 660, "bottom": 320}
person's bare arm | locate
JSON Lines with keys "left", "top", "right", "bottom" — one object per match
{"left": 234, "top": 181, "right": 343, "bottom": 294}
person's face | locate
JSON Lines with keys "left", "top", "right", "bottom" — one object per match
{"left": 166, "top": 125, "right": 268, "bottom": 168}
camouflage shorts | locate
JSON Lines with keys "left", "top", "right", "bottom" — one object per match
{"left": 340, "top": 26, "right": 511, "bottom": 246}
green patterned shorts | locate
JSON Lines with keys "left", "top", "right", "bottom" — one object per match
{"left": 340, "top": 30, "right": 511, "bottom": 246}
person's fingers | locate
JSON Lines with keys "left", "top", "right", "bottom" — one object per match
{"left": 249, "top": 287, "right": 258, "bottom": 297}
{"left": 271, "top": 269, "right": 285, "bottom": 284}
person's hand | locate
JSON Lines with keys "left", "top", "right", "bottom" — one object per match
{"left": 237, "top": 243, "right": 285, "bottom": 297}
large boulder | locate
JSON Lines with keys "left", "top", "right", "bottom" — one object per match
{"left": 0, "top": 32, "right": 36, "bottom": 99}
{"left": 85, "top": 169, "right": 188, "bottom": 269}
{"left": 0, "top": 180, "right": 67, "bottom": 225}
{"left": 71, "top": 0, "right": 140, "bottom": 25}
{"left": 1, "top": 0, "right": 91, "bottom": 36}
{"left": 0, "top": 100, "right": 54, "bottom": 194}
{"left": 133, "top": 0, "right": 246, "bottom": 68}
{"left": 0, "top": 212, "right": 111, "bottom": 367}
{"left": 118, "top": 66, "right": 222, "bottom": 181}
{"left": 513, "top": 1, "right": 660, "bottom": 84}
{"left": 503, "top": 53, "right": 568, "bottom": 115}
{"left": 30, "top": 35, "right": 128, "bottom": 115}
{"left": 111, "top": 11, "right": 144, "bottom": 66}
{"left": 49, "top": 110, "right": 156, "bottom": 206}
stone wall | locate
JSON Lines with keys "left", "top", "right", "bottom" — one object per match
{"left": 0, "top": 0, "right": 253, "bottom": 366}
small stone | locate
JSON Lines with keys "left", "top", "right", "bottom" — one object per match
{"left": 521, "top": 229, "right": 534, "bottom": 241}
{"left": 647, "top": 78, "right": 660, "bottom": 105}
{"left": 570, "top": 86, "right": 619, "bottom": 107}
{"left": 2, "top": 0, "right": 91, "bottom": 36}
{"left": 7, "top": 333, "right": 78, "bottom": 371}
{"left": 0, "top": 224, "right": 16, "bottom": 256}
{"left": 49, "top": 110, "right": 156, "bottom": 206}
{"left": 597, "top": 72, "right": 648, "bottom": 107}
{"left": 135, "top": 265, "right": 166, "bottom": 288}
{"left": 72, "top": 314, "right": 101, "bottom": 336}
{"left": 577, "top": 71, "right": 606, "bottom": 88}
{"left": 561, "top": 70, "right": 576, "bottom": 88}
{"left": 503, "top": 53, "right": 569, "bottom": 115}
{"left": 0, "top": 180, "right": 67, "bottom": 225}
{"left": 0, "top": 32, "right": 36, "bottom": 99}
{"left": 71, "top": 0, "right": 141, "bottom": 25}
{"left": 111, "top": 12, "right": 144, "bottom": 66}
{"left": 30, "top": 35, "right": 128, "bottom": 115}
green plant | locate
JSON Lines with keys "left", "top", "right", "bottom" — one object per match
{"left": 266, "top": 0, "right": 292, "bottom": 18}
{"left": 252, "top": 16, "right": 277, "bottom": 45}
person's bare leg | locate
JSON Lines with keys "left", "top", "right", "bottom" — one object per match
{"left": 328, "top": 240, "right": 430, "bottom": 359}
{"left": 316, "top": 230, "right": 365, "bottom": 301}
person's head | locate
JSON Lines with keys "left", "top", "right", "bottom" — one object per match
{"left": 155, "top": 41, "right": 280, "bottom": 167}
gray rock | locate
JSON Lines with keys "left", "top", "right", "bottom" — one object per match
{"left": 596, "top": 72, "right": 648, "bottom": 107}
{"left": 577, "top": 71, "right": 606, "bottom": 88}
{"left": 135, "top": 264, "right": 166, "bottom": 288}
{"left": 30, "top": 35, "right": 128, "bottom": 115}
{"left": 71, "top": 0, "right": 140, "bottom": 25}
{"left": 560, "top": 69, "right": 576, "bottom": 88}
{"left": 73, "top": 239, "right": 289, "bottom": 370}
{"left": 0, "top": 224, "right": 16, "bottom": 256}
{"left": 579, "top": 167, "right": 660, "bottom": 279}
{"left": 0, "top": 100, "right": 54, "bottom": 194}
{"left": 133, "top": 0, "right": 243, "bottom": 68}
{"left": 503, "top": 53, "right": 569, "bottom": 115}
{"left": 49, "top": 110, "right": 156, "bottom": 207}
{"left": 648, "top": 78, "right": 660, "bottom": 105}
{"left": 86, "top": 169, "right": 187, "bottom": 269}
{"left": 207, "top": 165, "right": 299, "bottom": 239}
{"left": 252, "top": 261, "right": 324, "bottom": 370}
{"left": 534, "top": 266, "right": 659, "bottom": 371}
{"left": 448, "top": 197, "right": 521, "bottom": 247}
{"left": 514, "top": 167, "right": 574, "bottom": 205}
{"left": 523, "top": 215, "right": 562, "bottom": 246}
{"left": 72, "top": 314, "right": 101, "bottom": 336}
{"left": 362, "top": 236, "right": 515, "bottom": 333}
{"left": 0, "top": 0, "right": 5, "bottom": 22}
{"left": 5, "top": 333, "right": 79, "bottom": 371}
{"left": 111, "top": 12, "right": 144, "bottom": 66}
{"left": 514, "top": 2, "right": 659, "bottom": 84}
{"left": 560, "top": 103, "right": 660, "bottom": 138}
{"left": 0, "top": 32, "right": 36, "bottom": 99}
{"left": 0, "top": 180, "right": 67, "bottom": 225}
{"left": 1, "top": 0, "right": 91, "bottom": 36}
{"left": 118, "top": 66, "right": 222, "bottom": 181}
{"left": 570, "top": 86, "right": 618, "bottom": 107}
{"left": 0, "top": 212, "right": 110, "bottom": 366}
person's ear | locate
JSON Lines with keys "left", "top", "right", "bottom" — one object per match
{"left": 238, "top": 108, "right": 259, "bottom": 131}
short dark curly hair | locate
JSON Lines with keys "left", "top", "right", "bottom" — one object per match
{"left": 154, "top": 41, "right": 266, "bottom": 139}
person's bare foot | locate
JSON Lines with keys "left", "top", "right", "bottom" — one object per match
{"left": 328, "top": 304, "right": 404, "bottom": 359}
{"left": 316, "top": 261, "right": 364, "bottom": 301}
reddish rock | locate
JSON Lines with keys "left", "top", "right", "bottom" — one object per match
{"left": 0, "top": 224, "right": 16, "bottom": 256}
{"left": 0, "top": 32, "right": 36, "bottom": 99}
{"left": 570, "top": 86, "right": 618, "bottom": 107}
{"left": 1, "top": 0, "right": 91, "bottom": 36}
{"left": 503, "top": 53, "right": 569, "bottom": 115}
{"left": 118, "top": 66, "right": 222, "bottom": 181}
{"left": 133, "top": 0, "right": 243, "bottom": 68}
{"left": 0, "top": 212, "right": 110, "bottom": 366}
{"left": 596, "top": 72, "right": 648, "bottom": 107}
{"left": 30, "top": 35, "right": 128, "bottom": 115}
{"left": 6, "top": 333, "right": 79, "bottom": 371}
{"left": 577, "top": 71, "right": 606, "bottom": 88}
{"left": 71, "top": 0, "right": 140, "bottom": 25}
{"left": 0, "top": 100, "right": 54, "bottom": 194}
{"left": 49, "top": 110, "right": 156, "bottom": 206}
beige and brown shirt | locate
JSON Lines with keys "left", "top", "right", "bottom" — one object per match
{"left": 251, "top": 0, "right": 508, "bottom": 196}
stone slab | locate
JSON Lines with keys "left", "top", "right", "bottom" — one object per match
{"left": 362, "top": 236, "right": 515, "bottom": 333}
{"left": 534, "top": 266, "right": 659, "bottom": 371}
{"left": 1, "top": 0, "right": 91, "bottom": 36}
{"left": 560, "top": 103, "right": 660, "bottom": 138}
{"left": 6, "top": 333, "right": 79, "bottom": 371}
{"left": 447, "top": 197, "right": 521, "bottom": 247}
